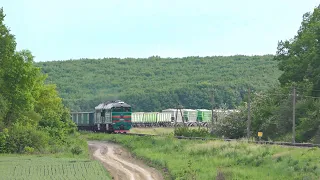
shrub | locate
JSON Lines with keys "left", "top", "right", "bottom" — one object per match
{"left": 4, "top": 123, "right": 49, "bottom": 153}
{"left": 24, "top": 146, "right": 35, "bottom": 154}
{"left": 214, "top": 113, "right": 246, "bottom": 139}
{"left": 71, "top": 146, "right": 83, "bottom": 156}
{"left": 174, "top": 127, "right": 211, "bottom": 137}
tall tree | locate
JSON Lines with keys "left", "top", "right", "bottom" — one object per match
{"left": 275, "top": 6, "right": 320, "bottom": 93}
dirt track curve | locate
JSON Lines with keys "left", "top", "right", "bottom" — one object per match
{"left": 88, "top": 141, "right": 164, "bottom": 180}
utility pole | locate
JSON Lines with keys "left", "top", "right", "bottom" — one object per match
{"left": 211, "top": 90, "right": 214, "bottom": 133}
{"left": 211, "top": 90, "right": 214, "bottom": 124}
{"left": 292, "top": 86, "right": 296, "bottom": 144}
{"left": 247, "top": 87, "right": 251, "bottom": 140}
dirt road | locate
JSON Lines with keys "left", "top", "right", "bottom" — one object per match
{"left": 88, "top": 141, "right": 164, "bottom": 180}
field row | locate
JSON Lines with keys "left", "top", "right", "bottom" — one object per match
{"left": 0, "top": 156, "right": 110, "bottom": 180}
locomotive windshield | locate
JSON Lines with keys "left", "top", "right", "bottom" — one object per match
{"left": 112, "top": 107, "right": 131, "bottom": 112}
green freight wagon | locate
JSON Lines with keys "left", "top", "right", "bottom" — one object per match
{"left": 142, "top": 112, "right": 158, "bottom": 123}
{"left": 131, "top": 112, "right": 172, "bottom": 127}
{"left": 156, "top": 112, "right": 172, "bottom": 126}
{"left": 132, "top": 112, "right": 144, "bottom": 123}
{"left": 196, "top": 109, "right": 212, "bottom": 122}
{"left": 183, "top": 109, "right": 197, "bottom": 122}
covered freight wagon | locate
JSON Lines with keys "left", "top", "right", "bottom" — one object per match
{"left": 70, "top": 112, "right": 95, "bottom": 130}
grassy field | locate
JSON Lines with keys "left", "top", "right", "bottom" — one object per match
{"left": 85, "top": 133, "right": 320, "bottom": 180}
{"left": 130, "top": 127, "right": 176, "bottom": 135}
{"left": 129, "top": 127, "right": 201, "bottom": 135}
{"left": 0, "top": 135, "right": 112, "bottom": 180}
{"left": 0, "top": 155, "right": 111, "bottom": 180}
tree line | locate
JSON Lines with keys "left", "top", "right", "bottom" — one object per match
{"left": 0, "top": 8, "right": 80, "bottom": 154}
{"left": 36, "top": 54, "right": 281, "bottom": 112}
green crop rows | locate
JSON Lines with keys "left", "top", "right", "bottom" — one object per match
{"left": 0, "top": 156, "right": 110, "bottom": 180}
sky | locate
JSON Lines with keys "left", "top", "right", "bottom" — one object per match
{"left": 1, "top": 0, "right": 320, "bottom": 62}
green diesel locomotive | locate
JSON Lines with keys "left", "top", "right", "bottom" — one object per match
{"left": 71, "top": 100, "right": 132, "bottom": 133}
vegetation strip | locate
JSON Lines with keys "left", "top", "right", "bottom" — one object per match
{"left": 85, "top": 133, "right": 320, "bottom": 180}
{"left": 120, "top": 132, "right": 320, "bottom": 148}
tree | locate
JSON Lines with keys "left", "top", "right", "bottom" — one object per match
{"left": 275, "top": 6, "right": 320, "bottom": 93}
{"left": 0, "top": 7, "right": 77, "bottom": 153}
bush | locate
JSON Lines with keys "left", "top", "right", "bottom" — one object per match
{"left": 214, "top": 113, "right": 247, "bottom": 139}
{"left": 174, "top": 127, "right": 211, "bottom": 137}
{"left": 24, "top": 146, "right": 35, "bottom": 154}
{"left": 4, "top": 123, "right": 49, "bottom": 153}
{"left": 0, "top": 128, "right": 9, "bottom": 153}
{"left": 71, "top": 146, "right": 83, "bottom": 156}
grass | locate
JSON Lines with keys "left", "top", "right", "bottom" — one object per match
{"left": 0, "top": 155, "right": 111, "bottom": 180}
{"left": 85, "top": 132, "right": 320, "bottom": 180}
{"left": 130, "top": 127, "right": 201, "bottom": 135}
{"left": 130, "top": 127, "right": 175, "bottom": 135}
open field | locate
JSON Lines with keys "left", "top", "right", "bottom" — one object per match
{"left": 0, "top": 155, "right": 111, "bottom": 180}
{"left": 85, "top": 133, "right": 320, "bottom": 180}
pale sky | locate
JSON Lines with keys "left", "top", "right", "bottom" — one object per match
{"left": 1, "top": 0, "right": 320, "bottom": 62}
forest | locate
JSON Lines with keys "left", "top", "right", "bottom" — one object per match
{"left": 35, "top": 55, "right": 281, "bottom": 112}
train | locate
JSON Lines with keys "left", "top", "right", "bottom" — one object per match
{"left": 72, "top": 100, "right": 132, "bottom": 133}
{"left": 71, "top": 100, "right": 238, "bottom": 133}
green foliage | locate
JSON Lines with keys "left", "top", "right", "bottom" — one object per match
{"left": 24, "top": 146, "right": 35, "bottom": 154}
{"left": 214, "top": 110, "right": 247, "bottom": 139}
{"left": 275, "top": 6, "right": 320, "bottom": 93}
{"left": 0, "top": 8, "right": 77, "bottom": 154}
{"left": 0, "top": 128, "right": 8, "bottom": 153}
{"left": 4, "top": 123, "right": 49, "bottom": 153}
{"left": 230, "top": 6, "right": 320, "bottom": 143}
{"left": 86, "top": 133, "right": 320, "bottom": 180}
{"left": 174, "top": 126, "right": 212, "bottom": 137}
{"left": 71, "top": 146, "right": 83, "bottom": 156}
{"left": 35, "top": 55, "right": 281, "bottom": 112}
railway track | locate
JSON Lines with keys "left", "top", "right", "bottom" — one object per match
{"left": 119, "top": 132, "right": 320, "bottom": 148}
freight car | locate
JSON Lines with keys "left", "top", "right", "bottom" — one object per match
{"left": 131, "top": 112, "right": 172, "bottom": 127}
{"left": 71, "top": 100, "right": 132, "bottom": 133}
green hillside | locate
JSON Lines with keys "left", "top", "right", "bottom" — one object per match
{"left": 35, "top": 55, "right": 281, "bottom": 112}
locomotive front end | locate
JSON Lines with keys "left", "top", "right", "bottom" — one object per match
{"left": 111, "top": 101, "right": 132, "bottom": 133}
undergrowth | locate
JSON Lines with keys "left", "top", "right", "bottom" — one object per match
{"left": 173, "top": 126, "right": 213, "bottom": 137}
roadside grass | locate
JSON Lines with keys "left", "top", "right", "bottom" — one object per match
{"left": 85, "top": 133, "right": 320, "bottom": 180}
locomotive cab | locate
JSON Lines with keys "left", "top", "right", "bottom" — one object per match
{"left": 94, "top": 100, "right": 132, "bottom": 133}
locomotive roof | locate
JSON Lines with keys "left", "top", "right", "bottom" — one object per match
{"left": 95, "top": 100, "right": 131, "bottom": 110}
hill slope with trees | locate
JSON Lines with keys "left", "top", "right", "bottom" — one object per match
{"left": 36, "top": 55, "right": 281, "bottom": 112}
